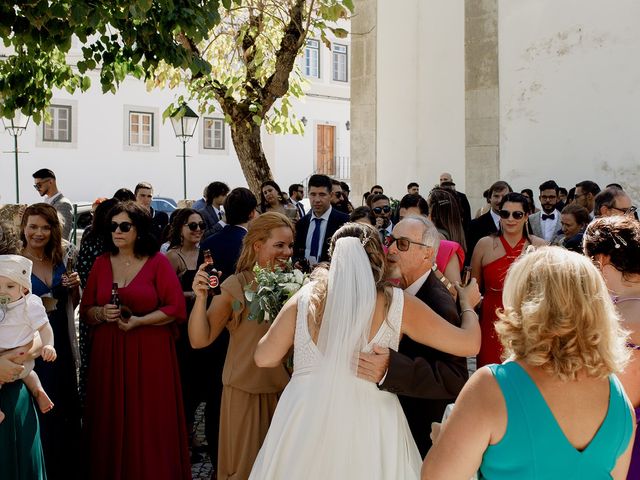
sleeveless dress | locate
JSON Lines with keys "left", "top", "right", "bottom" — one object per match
{"left": 249, "top": 285, "right": 422, "bottom": 480}
{"left": 480, "top": 362, "right": 633, "bottom": 479}
{"left": 478, "top": 236, "right": 527, "bottom": 367}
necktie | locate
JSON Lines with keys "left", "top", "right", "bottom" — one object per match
{"left": 541, "top": 213, "right": 555, "bottom": 220}
{"left": 309, "top": 218, "right": 323, "bottom": 259}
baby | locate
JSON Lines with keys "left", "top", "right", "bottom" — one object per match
{"left": 0, "top": 254, "right": 56, "bottom": 423}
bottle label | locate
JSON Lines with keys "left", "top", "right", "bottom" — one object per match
{"left": 209, "top": 275, "right": 219, "bottom": 289}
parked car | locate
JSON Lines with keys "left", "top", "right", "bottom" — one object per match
{"left": 151, "top": 197, "right": 177, "bottom": 215}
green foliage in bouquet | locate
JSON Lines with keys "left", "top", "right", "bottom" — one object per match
{"left": 245, "top": 260, "right": 308, "bottom": 324}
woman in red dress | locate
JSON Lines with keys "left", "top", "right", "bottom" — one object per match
{"left": 471, "top": 193, "right": 546, "bottom": 367}
{"left": 80, "top": 201, "right": 190, "bottom": 480}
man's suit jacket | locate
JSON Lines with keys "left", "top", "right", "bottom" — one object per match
{"left": 455, "top": 191, "right": 472, "bottom": 230}
{"left": 528, "top": 211, "right": 560, "bottom": 242}
{"left": 199, "top": 224, "right": 246, "bottom": 282}
{"left": 149, "top": 207, "right": 169, "bottom": 243}
{"left": 380, "top": 273, "right": 468, "bottom": 456}
{"left": 293, "top": 208, "right": 349, "bottom": 264}
{"left": 50, "top": 194, "right": 73, "bottom": 240}
{"left": 198, "top": 204, "right": 222, "bottom": 239}
{"left": 465, "top": 210, "right": 498, "bottom": 265}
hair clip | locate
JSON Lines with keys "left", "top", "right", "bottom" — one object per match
{"left": 612, "top": 233, "right": 627, "bottom": 249}
{"left": 361, "top": 232, "right": 371, "bottom": 248}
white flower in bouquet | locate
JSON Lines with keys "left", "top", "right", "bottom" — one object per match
{"left": 244, "top": 260, "right": 309, "bottom": 323}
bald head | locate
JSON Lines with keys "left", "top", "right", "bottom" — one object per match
{"left": 439, "top": 172, "right": 453, "bottom": 185}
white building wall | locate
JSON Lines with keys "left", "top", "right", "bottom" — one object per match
{"left": 0, "top": 31, "right": 350, "bottom": 205}
{"left": 499, "top": 0, "right": 640, "bottom": 199}
{"left": 376, "top": 0, "right": 465, "bottom": 198}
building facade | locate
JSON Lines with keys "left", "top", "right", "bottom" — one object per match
{"left": 0, "top": 30, "right": 350, "bottom": 205}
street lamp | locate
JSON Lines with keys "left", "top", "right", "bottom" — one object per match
{"left": 2, "top": 110, "right": 30, "bottom": 202}
{"left": 169, "top": 103, "right": 199, "bottom": 200}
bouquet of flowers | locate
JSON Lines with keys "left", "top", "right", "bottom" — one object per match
{"left": 244, "top": 260, "right": 308, "bottom": 324}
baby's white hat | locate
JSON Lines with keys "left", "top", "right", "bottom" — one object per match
{"left": 0, "top": 254, "right": 32, "bottom": 292}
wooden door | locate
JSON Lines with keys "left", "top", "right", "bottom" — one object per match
{"left": 316, "top": 124, "right": 336, "bottom": 176}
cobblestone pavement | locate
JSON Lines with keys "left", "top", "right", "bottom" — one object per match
{"left": 191, "top": 403, "right": 214, "bottom": 480}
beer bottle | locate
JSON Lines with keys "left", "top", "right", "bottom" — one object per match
{"left": 203, "top": 249, "right": 222, "bottom": 295}
{"left": 110, "top": 283, "right": 121, "bottom": 307}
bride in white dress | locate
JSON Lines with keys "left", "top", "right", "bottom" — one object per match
{"left": 249, "top": 223, "right": 481, "bottom": 480}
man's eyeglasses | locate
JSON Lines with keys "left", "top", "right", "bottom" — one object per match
{"left": 385, "top": 235, "right": 429, "bottom": 252}
{"left": 611, "top": 205, "right": 637, "bottom": 216}
{"left": 498, "top": 210, "right": 525, "bottom": 220}
{"left": 373, "top": 205, "right": 391, "bottom": 215}
{"left": 185, "top": 221, "right": 206, "bottom": 231}
{"left": 334, "top": 192, "right": 343, "bottom": 198}
{"left": 110, "top": 221, "right": 134, "bottom": 233}
{"left": 33, "top": 179, "right": 52, "bottom": 190}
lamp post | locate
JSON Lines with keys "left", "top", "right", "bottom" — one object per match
{"left": 169, "top": 103, "right": 199, "bottom": 200}
{"left": 2, "top": 111, "right": 30, "bottom": 203}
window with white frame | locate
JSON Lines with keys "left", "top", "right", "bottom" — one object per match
{"left": 304, "top": 39, "right": 320, "bottom": 78}
{"left": 203, "top": 118, "right": 225, "bottom": 150}
{"left": 332, "top": 44, "right": 348, "bottom": 82}
{"left": 129, "top": 111, "right": 153, "bottom": 147}
{"left": 43, "top": 105, "right": 72, "bottom": 142}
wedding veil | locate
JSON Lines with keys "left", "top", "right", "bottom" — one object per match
{"left": 287, "top": 235, "right": 381, "bottom": 478}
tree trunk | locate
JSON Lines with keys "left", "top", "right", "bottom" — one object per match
{"left": 230, "top": 120, "right": 273, "bottom": 195}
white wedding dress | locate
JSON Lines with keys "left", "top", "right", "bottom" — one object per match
{"left": 249, "top": 278, "right": 422, "bottom": 479}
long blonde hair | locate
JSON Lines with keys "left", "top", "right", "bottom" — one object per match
{"left": 235, "top": 212, "right": 294, "bottom": 273}
{"left": 496, "top": 246, "right": 630, "bottom": 380}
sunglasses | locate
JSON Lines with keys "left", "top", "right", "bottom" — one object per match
{"left": 498, "top": 210, "right": 525, "bottom": 220}
{"left": 611, "top": 205, "right": 637, "bottom": 215}
{"left": 185, "top": 221, "right": 206, "bottom": 231}
{"left": 334, "top": 192, "right": 343, "bottom": 198}
{"left": 385, "top": 235, "right": 428, "bottom": 252}
{"left": 33, "top": 179, "right": 52, "bottom": 189}
{"left": 110, "top": 221, "right": 134, "bottom": 233}
{"left": 373, "top": 205, "right": 391, "bottom": 215}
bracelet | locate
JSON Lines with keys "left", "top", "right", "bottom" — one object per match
{"left": 460, "top": 308, "right": 479, "bottom": 320}
{"left": 95, "top": 307, "right": 106, "bottom": 324}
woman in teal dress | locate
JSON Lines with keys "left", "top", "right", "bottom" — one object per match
{"left": 422, "top": 247, "right": 635, "bottom": 480}
{"left": 0, "top": 221, "right": 47, "bottom": 479}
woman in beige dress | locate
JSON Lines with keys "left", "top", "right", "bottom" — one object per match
{"left": 189, "top": 212, "right": 294, "bottom": 480}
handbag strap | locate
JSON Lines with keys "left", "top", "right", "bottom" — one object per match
{"left": 431, "top": 264, "right": 458, "bottom": 300}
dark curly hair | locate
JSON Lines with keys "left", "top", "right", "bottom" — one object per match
{"left": 583, "top": 216, "right": 640, "bottom": 278}
{"left": 104, "top": 201, "right": 159, "bottom": 257}
{"left": 167, "top": 208, "right": 203, "bottom": 250}
{"left": 259, "top": 180, "right": 287, "bottom": 212}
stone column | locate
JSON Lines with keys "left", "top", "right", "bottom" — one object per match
{"left": 350, "top": 0, "right": 377, "bottom": 203}
{"left": 465, "top": 0, "right": 500, "bottom": 211}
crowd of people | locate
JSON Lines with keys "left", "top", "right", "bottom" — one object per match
{"left": 0, "top": 167, "right": 638, "bottom": 480}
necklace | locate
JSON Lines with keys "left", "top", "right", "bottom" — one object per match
{"left": 25, "top": 249, "right": 45, "bottom": 262}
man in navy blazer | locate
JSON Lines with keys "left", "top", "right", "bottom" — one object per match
{"left": 294, "top": 174, "right": 349, "bottom": 267}
{"left": 465, "top": 180, "right": 512, "bottom": 263}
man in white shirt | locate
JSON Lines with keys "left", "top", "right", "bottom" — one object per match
{"left": 293, "top": 174, "right": 348, "bottom": 268}
{"left": 288, "top": 183, "right": 305, "bottom": 218}
{"left": 528, "top": 180, "right": 561, "bottom": 242}
{"left": 32, "top": 168, "right": 73, "bottom": 239}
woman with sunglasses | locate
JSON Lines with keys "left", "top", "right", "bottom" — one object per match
{"left": 19, "top": 203, "right": 81, "bottom": 480}
{"left": 584, "top": 216, "right": 640, "bottom": 478}
{"left": 470, "top": 192, "right": 546, "bottom": 367}
{"left": 165, "top": 208, "right": 208, "bottom": 454}
{"left": 80, "top": 201, "right": 190, "bottom": 480}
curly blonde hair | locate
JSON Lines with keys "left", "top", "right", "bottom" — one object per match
{"left": 495, "top": 246, "right": 630, "bottom": 381}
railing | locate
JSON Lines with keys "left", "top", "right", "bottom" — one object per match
{"left": 301, "top": 156, "right": 351, "bottom": 186}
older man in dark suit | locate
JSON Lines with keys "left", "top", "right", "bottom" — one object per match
{"left": 293, "top": 174, "right": 349, "bottom": 268}
{"left": 357, "top": 215, "right": 471, "bottom": 456}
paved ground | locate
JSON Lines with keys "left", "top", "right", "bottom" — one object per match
{"left": 192, "top": 403, "right": 214, "bottom": 480}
